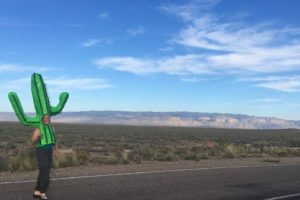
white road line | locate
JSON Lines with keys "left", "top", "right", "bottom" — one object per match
{"left": 0, "top": 163, "right": 299, "bottom": 185}
{"left": 265, "top": 193, "right": 300, "bottom": 200}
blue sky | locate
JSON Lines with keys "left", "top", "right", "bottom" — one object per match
{"left": 1, "top": 0, "right": 300, "bottom": 120}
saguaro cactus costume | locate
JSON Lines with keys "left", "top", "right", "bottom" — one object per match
{"left": 8, "top": 73, "right": 69, "bottom": 147}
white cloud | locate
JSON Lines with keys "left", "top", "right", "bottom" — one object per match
{"left": 0, "top": 63, "right": 52, "bottom": 73}
{"left": 160, "top": 1, "right": 300, "bottom": 73}
{"left": 2, "top": 77, "right": 30, "bottom": 89}
{"left": 3, "top": 77, "right": 113, "bottom": 91}
{"left": 168, "top": 13, "right": 300, "bottom": 73}
{"left": 80, "top": 38, "right": 112, "bottom": 47}
{"left": 94, "top": 57, "right": 157, "bottom": 75}
{"left": 257, "top": 79, "right": 300, "bottom": 92}
{"left": 98, "top": 12, "right": 109, "bottom": 19}
{"left": 207, "top": 44, "right": 300, "bottom": 73}
{"left": 249, "top": 98, "right": 282, "bottom": 103}
{"left": 158, "top": 54, "right": 213, "bottom": 75}
{"left": 0, "top": 64, "right": 26, "bottom": 72}
{"left": 93, "top": 1, "right": 300, "bottom": 92}
{"left": 46, "top": 77, "right": 114, "bottom": 90}
{"left": 180, "top": 76, "right": 206, "bottom": 83}
{"left": 158, "top": 47, "right": 174, "bottom": 52}
{"left": 240, "top": 75, "right": 300, "bottom": 92}
{"left": 81, "top": 39, "right": 101, "bottom": 47}
{"left": 126, "top": 26, "right": 145, "bottom": 37}
{"left": 174, "top": 18, "right": 280, "bottom": 51}
{"left": 93, "top": 43, "right": 300, "bottom": 75}
{"left": 159, "top": 0, "right": 220, "bottom": 22}
{"left": 94, "top": 55, "right": 213, "bottom": 75}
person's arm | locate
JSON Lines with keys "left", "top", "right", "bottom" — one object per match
{"left": 32, "top": 128, "right": 40, "bottom": 144}
{"left": 54, "top": 143, "right": 60, "bottom": 156}
{"left": 54, "top": 142, "right": 58, "bottom": 151}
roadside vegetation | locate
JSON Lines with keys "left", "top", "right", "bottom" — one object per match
{"left": 0, "top": 122, "right": 300, "bottom": 172}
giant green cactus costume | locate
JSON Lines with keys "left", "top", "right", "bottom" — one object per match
{"left": 8, "top": 73, "right": 69, "bottom": 147}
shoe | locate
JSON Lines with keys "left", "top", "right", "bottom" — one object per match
{"left": 40, "top": 193, "right": 48, "bottom": 200}
{"left": 33, "top": 191, "right": 41, "bottom": 198}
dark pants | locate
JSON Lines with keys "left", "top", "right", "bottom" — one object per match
{"left": 35, "top": 146, "right": 53, "bottom": 193}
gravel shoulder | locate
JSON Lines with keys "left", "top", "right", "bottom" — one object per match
{"left": 1, "top": 157, "right": 300, "bottom": 183}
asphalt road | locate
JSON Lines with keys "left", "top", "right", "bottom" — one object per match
{"left": 1, "top": 164, "right": 300, "bottom": 200}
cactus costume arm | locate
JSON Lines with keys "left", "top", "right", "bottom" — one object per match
{"left": 8, "top": 92, "right": 40, "bottom": 126}
{"left": 8, "top": 73, "right": 69, "bottom": 146}
{"left": 51, "top": 93, "right": 69, "bottom": 115}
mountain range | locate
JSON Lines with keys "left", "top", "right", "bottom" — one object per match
{"left": 0, "top": 111, "right": 299, "bottom": 129}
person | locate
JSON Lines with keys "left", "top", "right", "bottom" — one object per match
{"left": 32, "top": 114, "right": 58, "bottom": 200}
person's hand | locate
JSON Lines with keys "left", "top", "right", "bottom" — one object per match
{"left": 53, "top": 145, "right": 60, "bottom": 157}
{"left": 54, "top": 149, "right": 60, "bottom": 158}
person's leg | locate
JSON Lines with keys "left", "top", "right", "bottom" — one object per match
{"left": 39, "top": 147, "right": 53, "bottom": 193}
{"left": 35, "top": 172, "right": 41, "bottom": 191}
{"left": 34, "top": 147, "right": 45, "bottom": 197}
{"left": 35, "top": 148, "right": 44, "bottom": 191}
{"left": 39, "top": 147, "right": 53, "bottom": 200}
{"left": 35, "top": 147, "right": 52, "bottom": 192}
{"left": 39, "top": 168, "right": 50, "bottom": 192}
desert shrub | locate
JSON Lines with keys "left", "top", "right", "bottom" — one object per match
{"left": 290, "top": 148, "right": 300, "bottom": 156}
{"left": 155, "top": 152, "right": 177, "bottom": 161}
{"left": 191, "top": 145, "right": 203, "bottom": 153}
{"left": 0, "top": 156, "right": 9, "bottom": 171}
{"left": 53, "top": 151, "right": 78, "bottom": 168}
{"left": 126, "top": 150, "right": 137, "bottom": 161}
{"left": 122, "top": 159, "right": 130, "bottom": 164}
{"left": 104, "top": 155, "right": 121, "bottom": 165}
{"left": 133, "top": 154, "right": 142, "bottom": 164}
{"left": 276, "top": 147, "right": 290, "bottom": 157}
{"left": 184, "top": 153, "right": 198, "bottom": 161}
{"left": 76, "top": 150, "right": 90, "bottom": 165}
{"left": 120, "top": 149, "right": 142, "bottom": 164}
{"left": 140, "top": 148, "right": 154, "bottom": 160}
{"left": 223, "top": 143, "right": 239, "bottom": 158}
{"left": 5, "top": 142, "right": 37, "bottom": 171}
{"left": 174, "top": 147, "right": 187, "bottom": 156}
{"left": 5, "top": 142, "right": 17, "bottom": 150}
{"left": 263, "top": 157, "right": 281, "bottom": 163}
{"left": 1, "top": 122, "right": 300, "bottom": 171}
{"left": 8, "top": 155, "right": 36, "bottom": 171}
{"left": 199, "top": 152, "right": 209, "bottom": 160}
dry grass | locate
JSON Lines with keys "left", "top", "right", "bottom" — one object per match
{"left": 0, "top": 122, "right": 300, "bottom": 172}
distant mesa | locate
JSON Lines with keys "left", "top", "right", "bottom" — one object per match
{"left": 0, "top": 111, "right": 298, "bottom": 129}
